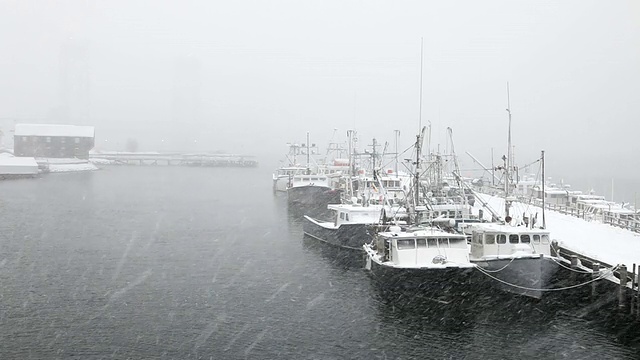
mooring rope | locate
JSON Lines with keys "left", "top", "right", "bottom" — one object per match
{"left": 549, "top": 255, "right": 595, "bottom": 274}
{"left": 474, "top": 265, "right": 619, "bottom": 293}
{"left": 477, "top": 256, "right": 517, "bottom": 273}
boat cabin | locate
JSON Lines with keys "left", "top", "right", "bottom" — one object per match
{"left": 375, "top": 228, "right": 470, "bottom": 267}
{"left": 328, "top": 204, "right": 407, "bottom": 226}
{"left": 274, "top": 166, "right": 308, "bottom": 177}
{"left": 469, "top": 223, "right": 551, "bottom": 260}
{"left": 289, "top": 174, "right": 331, "bottom": 189}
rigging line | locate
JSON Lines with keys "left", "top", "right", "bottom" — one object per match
{"left": 518, "top": 158, "right": 541, "bottom": 171}
{"left": 474, "top": 265, "right": 618, "bottom": 292}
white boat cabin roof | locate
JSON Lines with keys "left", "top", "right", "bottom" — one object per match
{"left": 469, "top": 223, "right": 550, "bottom": 236}
{"left": 379, "top": 226, "right": 467, "bottom": 240}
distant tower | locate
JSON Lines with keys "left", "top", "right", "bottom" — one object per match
{"left": 171, "top": 56, "right": 202, "bottom": 150}
{"left": 58, "top": 38, "right": 91, "bottom": 124}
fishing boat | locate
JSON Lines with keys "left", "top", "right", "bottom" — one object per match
{"left": 287, "top": 172, "right": 341, "bottom": 209}
{"left": 364, "top": 226, "right": 475, "bottom": 296}
{"left": 467, "top": 222, "right": 559, "bottom": 299}
{"left": 303, "top": 203, "right": 408, "bottom": 250}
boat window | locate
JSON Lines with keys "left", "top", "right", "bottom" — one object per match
{"left": 497, "top": 234, "right": 506, "bottom": 244}
{"left": 345, "top": 213, "right": 349, "bottom": 221}
{"left": 533, "top": 235, "right": 541, "bottom": 244}
{"left": 339, "top": 213, "right": 345, "bottom": 220}
{"left": 427, "top": 238, "right": 438, "bottom": 248}
{"left": 416, "top": 239, "right": 427, "bottom": 248}
{"left": 509, "top": 234, "right": 519, "bottom": 244}
{"left": 521, "top": 234, "right": 531, "bottom": 243}
{"left": 485, "top": 234, "right": 495, "bottom": 244}
{"left": 472, "top": 233, "right": 480, "bottom": 244}
{"left": 438, "top": 238, "right": 450, "bottom": 248}
{"left": 397, "top": 239, "right": 415, "bottom": 250}
{"left": 541, "top": 235, "right": 550, "bottom": 244}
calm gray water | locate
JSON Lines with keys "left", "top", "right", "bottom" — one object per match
{"left": 0, "top": 166, "right": 638, "bottom": 359}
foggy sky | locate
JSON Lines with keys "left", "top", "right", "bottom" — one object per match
{"left": 1, "top": 0, "right": 639, "bottom": 189}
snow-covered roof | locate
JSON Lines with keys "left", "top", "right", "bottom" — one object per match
{"left": 14, "top": 124, "right": 95, "bottom": 138}
{"left": 470, "top": 223, "right": 550, "bottom": 235}
{"left": 0, "top": 156, "right": 38, "bottom": 166}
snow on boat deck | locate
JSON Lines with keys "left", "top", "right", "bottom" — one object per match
{"left": 476, "top": 194, "right": 640, "bottom": 269}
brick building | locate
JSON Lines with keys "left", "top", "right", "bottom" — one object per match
{"left": 14, "top": 124, "right": 95, "bottom": 159}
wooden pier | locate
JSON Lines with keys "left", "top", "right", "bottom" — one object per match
{"left": 90, "top": 152, "right": 258, "bottom": 168}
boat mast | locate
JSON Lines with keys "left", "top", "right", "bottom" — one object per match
{"left": 414, "top": 37, "right": 424, "bottom": 211}
{"left": 541, "top": 150, "right": 546, "bottom": 229}
{"left": 306, "top": 132, "right": 310, "bottom": 174}
{"left": 505, "top": 82, "right": 512, "bottom": 218}
{"left": 394, "top": 130, "right": 400, "bottom": 178}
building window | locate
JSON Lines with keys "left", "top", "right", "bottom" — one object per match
{"left": 46, "top": 137, "right": 51, "bottom": 143}
{"left": 74, "top": 137, "right": 80, "bottom": 144}
{"left": 22, "top": 137, "right": 27, "bottom": 142}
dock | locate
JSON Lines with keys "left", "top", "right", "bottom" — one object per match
{"left": 90, "top": 152, "right": 258, "bottom": 167}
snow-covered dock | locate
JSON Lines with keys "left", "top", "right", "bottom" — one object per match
{"left": 89, "top": 151, "right": 258, "bottom": 167}
{"left": 476, "top": 194, "right": 640, "bottom": 270}
{"left": 0, "top": 156, "right": 39, "bottom": 178}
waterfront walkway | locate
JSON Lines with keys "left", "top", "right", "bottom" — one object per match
{"left": 476, "top": 194, "right": 640, "bottom": 270}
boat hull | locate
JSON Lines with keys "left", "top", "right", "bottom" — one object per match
{"left": 472, "top": 255, "right": 560, "bottom": 299}
{"left": 272, "top": 176, "right": 290, "bottom": 193}
{"left": 303, "top": 216, "right": 380, "bottom": 251}
{"left": 287, "top": 185, "right": 341, "bottom": 217}
{"left": 365, "top": 256, "right": 475, "bottom": 298}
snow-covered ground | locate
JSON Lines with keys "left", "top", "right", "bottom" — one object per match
{"left": 47, "top": 162, "right": 98, "bottom": 173}
{"left": 34, "top": 158, "right": 99, "bottom": 173}
{"left": 89, "top": 158, "right": 116, "bottom": 165}
{"left": 476, "top": 193, "right": 640, "bottom": 269}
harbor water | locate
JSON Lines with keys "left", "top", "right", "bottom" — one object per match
{"left": 0, "top": 166, "right": 638, "bottom": 359}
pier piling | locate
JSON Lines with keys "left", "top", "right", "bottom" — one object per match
{"left": 619, "top": 264, "right": 628, "bottom": 311}
{"left": 632, "top": 264, "right": 636, "bottom": 315}
{"left": 592, "top": 262, "right": 600, "bottom": 298}
{"left": 570, "top": 255, "right": 579, "bottom": 282}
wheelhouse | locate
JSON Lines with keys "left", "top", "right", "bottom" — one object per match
{"left": 469, "top": 224, "right": 551, "bottom": 259}
{"left": 375, "top": 228, "right": 471, "bottom": 267}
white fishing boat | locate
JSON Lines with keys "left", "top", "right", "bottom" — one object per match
{"left": 287, "top": 172, "right": 341, "bottom": 209}
{"left": 272, "top": 165, "right": 308, "bottom": 193}
{"left": 364, "top": 226, "right": 475, "bottom": 295}
{"left": 303, "top": 203, "right": 408, "bottom": 250}
{"left": 468, "top": 222, "right": 559, "bottom": 299}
